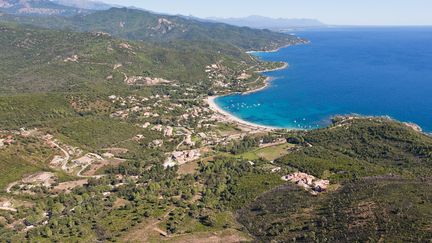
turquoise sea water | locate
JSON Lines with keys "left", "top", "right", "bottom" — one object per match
{"left": 216, "top": 27, "right": 432, "bottom": 131}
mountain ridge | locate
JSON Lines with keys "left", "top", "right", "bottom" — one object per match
{"left": 0, "top": 0, "right": 91, "bottom": 16}
{"left": 0, "top": 7, "right": 307, "bottom": 52}
{"left": 50, "top": 0, "right": 114, "bottom": 10}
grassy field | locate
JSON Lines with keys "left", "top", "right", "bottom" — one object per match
{"left": 235, "top": 143, "right": 294, "bottom": 161}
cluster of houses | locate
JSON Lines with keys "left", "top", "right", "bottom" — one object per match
{"left": 109, "top": 95, "right": 165, "bottom": 119}
{"left": 205, "top": 62, "right": 253, "bottom": 89}
{"left": 282, "top": 172, "right": 330, "bottom": 195}
{"left": 124, "top": 76, "right": 171, "bottom": 86}
{"left": 164, "top": 149, "right": 201, "bottom": 168}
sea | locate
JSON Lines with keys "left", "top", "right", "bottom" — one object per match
{"left": 215, "top": 27, "right": 432, "bottom": 132}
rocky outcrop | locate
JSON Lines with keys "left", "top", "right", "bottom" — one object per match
{"left": 151, "top": 18, "right": 176, "bottom": 34}
{"left": 64, "top": 55, "right": 79, "bottom": 62}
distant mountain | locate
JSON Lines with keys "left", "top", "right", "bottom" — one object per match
{"left": 0, "top": 0, "right": 90, "bottom": 16}
{"left": 50, "top": 0, "right": 114, "bottom": 10}
{"left": 209, "top": 15, "right": 325, "bottom": 30}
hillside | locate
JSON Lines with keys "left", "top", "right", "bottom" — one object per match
{"left": 0, "top": 22, "right": 270, "bottom": 93}
{"left": 0, "top": 7, "right": 307, "bottom": 51}
{"left": 238, "top": 177, "right": 432, "bottom": 242}
{"left": 237, "top": 117, "right": 432, "bottom": 241}
{"left": 280, "top": 117, "right": 432, "bottom": 180}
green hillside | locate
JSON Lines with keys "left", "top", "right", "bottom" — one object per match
{"left": 235, "top": 117, "right": 432, "bottom": 242}
{"left": 238, "top": 177, "right": 432, "bottom": 242}
{"left": 0, "top": 22, "right": 266, "bottom": 93}
{"left": 0, "top": 7, "right": 305, "bottom": 52}
{"left": 279, "top": 117, "right": 432, "bottom": 180}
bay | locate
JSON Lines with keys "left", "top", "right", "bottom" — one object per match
{"left": 216, "top": 27, "right": 432, "bottom": 131}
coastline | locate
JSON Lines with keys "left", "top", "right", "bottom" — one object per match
{"left": 246, "top": 38, "right": 310, "bottom": 54}
{"left": 246, "top": 46, "right": 288, "bottom": 54}
{"left": 241, "top": 77, "right": 273, "bottom": 95}
{"left": 206, "top": 49, "right": 292, "bottom": 131}
{"left": 257, "top": 62, "right": 289, "bottom": 74}
{"left": 206, "top": 96, "right": 282, "bottom": 132}
{"left": 242, "top": 62, "right": 288, "bottom": 95}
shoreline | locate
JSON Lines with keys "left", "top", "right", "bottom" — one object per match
{"left": 257, "top": 62, "right": 289, "bottom": 74}
{"left": 207, "top": 40, "right": 430, "bottom": 135}
{"left": 206, "top": 96, "right": 283, "bottom": 132}
{"left": 206, "top": 48, "right": 292, "bottom": 132}
{"left": 246, "top": 38, "right": 310, "bottom": 54}
{"left": 242, "top": 62, "right": 289, "bottom": 95}
{"left": 241, "top": 77, "right": 273, "bottom": 95}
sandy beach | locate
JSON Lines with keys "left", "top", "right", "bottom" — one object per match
{"left": 206, "top": 96, "right": 281, "bottom": 132}
{"left": 205, "top": 60, "right": 291, "bottom": 131}
{"left": 204, "top": 44, "right": 297, "bottom": 132}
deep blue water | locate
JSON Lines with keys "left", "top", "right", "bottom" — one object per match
{"left": 216, "top": 27, "right": 432, "bottom": 131}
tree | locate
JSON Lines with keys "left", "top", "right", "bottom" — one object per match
{"left": 200, "top": 212, "right": 217, "bottom": 227}
{"left": 44, "top": 227, "right": 53, "bottom": 238}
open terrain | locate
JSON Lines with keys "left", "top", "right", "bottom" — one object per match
{"left": 0, "top": 4, "right": 431, "bottom": 242}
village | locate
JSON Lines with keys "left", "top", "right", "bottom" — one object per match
{"left": 0, "top": 87, "right": 302, "bottom": 196}
{"left": 0, "top": 56, "right": 312, "bottom": 237}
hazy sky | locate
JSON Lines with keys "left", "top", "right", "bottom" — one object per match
{"left": 100, "top": 0, "right": 432, "bottom": 26}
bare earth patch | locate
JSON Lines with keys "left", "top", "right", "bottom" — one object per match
{"left": 177, "top": 160, "right": 199, "bottom": 175}
{"left": 52, "top": 179, "right": 88, "bottom": 194}
{"left": 83, "top": 158, "right": 125, "bottom": 176}
{"left": 101, "top": 147, "right": 129, "bottom": 156}
{"left": 122, "top": 218, "right": 161, "bottom": 243}
{"left": 113, "top": 198, "right": 129, "bottom": 209}
{"left": 154, "top": 229, "right": 251, "bottom": 243}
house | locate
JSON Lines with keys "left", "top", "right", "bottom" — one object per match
{"left": 151, "top": 140, "right": 163, "bottom": 147}
{"left": 164, "top": 126, "right": 173, "bottom": 137}
{"left": 167, "top": 149, "right": 201, "bottom": 166}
